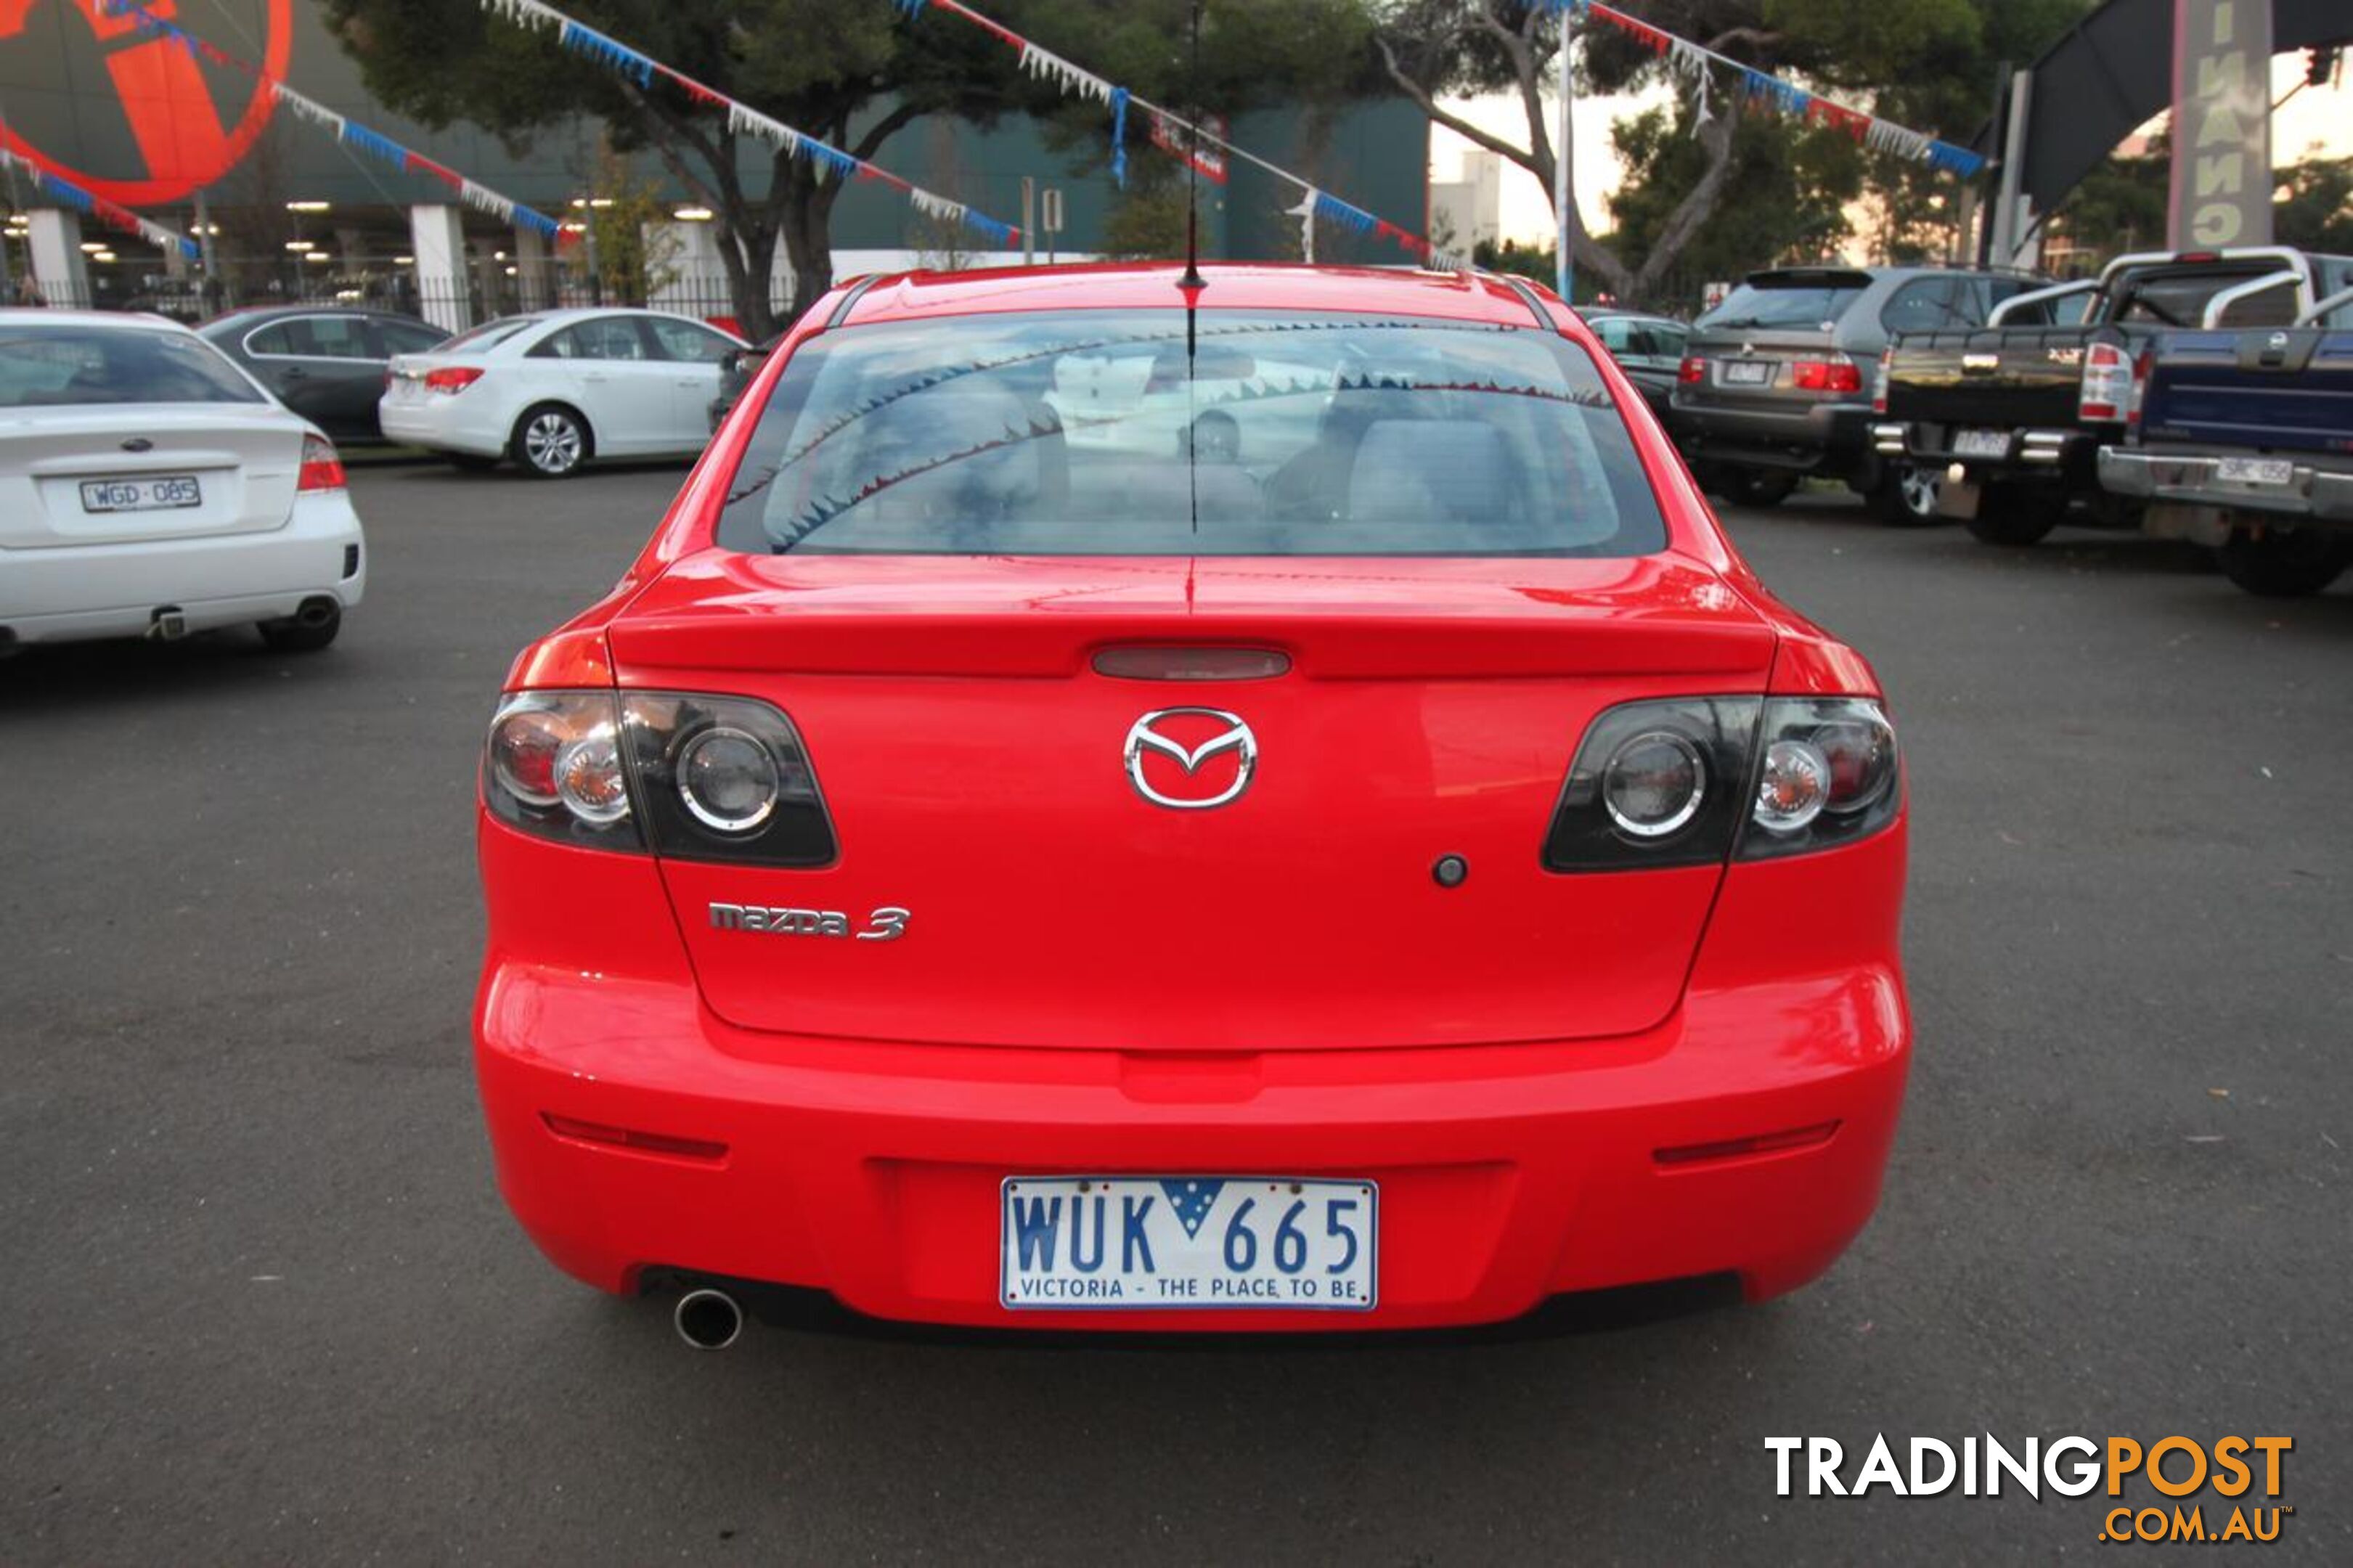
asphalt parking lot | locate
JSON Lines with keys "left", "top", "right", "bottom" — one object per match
{"left": 3, "top": 463, "right": 2348, "bottom": 1563}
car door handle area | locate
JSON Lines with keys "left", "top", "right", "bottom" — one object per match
{"left": 279, "top": 366, "right": 310, "bottom": 380}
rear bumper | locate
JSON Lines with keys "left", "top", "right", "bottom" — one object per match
{"left": 473, "top": 822, "right": 1912, "bottom": 1332}
{"left": 1871, "top": 421, "right": 2098, "bottom": 489}
{"left": 378, "top": 394, "right": 508, "bottom": 458}
{"left": 2097, "top": 447, "right": 2353, "bottom": 525}
{"left": 1668, "top": 398, "right": 1874, "bottom": 478}
{"left": 0, "top": 489, "right": 364, "bottom": 645}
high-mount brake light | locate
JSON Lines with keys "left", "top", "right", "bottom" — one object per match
{"left": 2079, "top": 340, "right": 2133, "bottom": 422}
{"left": 1549, "top": 696, "right": 1900, "bottom": 871}
{"left": 425, "top": 366, "right": 486, "bottom": 395}
{"left": 297, "top": 433, "right": 346, "bottom": 491}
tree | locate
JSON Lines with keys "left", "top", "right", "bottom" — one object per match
{"left": 2043, "top": 142, "right": 2166, "bottom": 269}
{"left": 1607, "top": 102, "right": 1861, "bottom": 303}
{"left": 1375, "top": 1, "right": 2089, "bottom": 301}
{"left": 325, "top": 1, "right": 1040, "bottom": 335}
{"left": 327, "top": 0, "right": 1379, "bottom": 336}
{"left": 2274, "top": 150, "right": 2353, "bottom": 255}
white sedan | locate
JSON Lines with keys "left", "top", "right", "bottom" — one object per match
{"left": 0, "top": 309, "right": 364, "bottom": 653}
{"left": 380, "top": 307, "right": 747, "bottom": 478}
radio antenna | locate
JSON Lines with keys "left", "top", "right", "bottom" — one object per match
{"left": 1179, "top": 0, "right": 1204, "bottom": 290}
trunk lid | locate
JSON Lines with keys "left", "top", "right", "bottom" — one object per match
{"left": 1883, "top": 326, "right": 2097, "bottom": 429}
{"left": 1679, "top": 325, "right": 1847, "bottom": 412}
{"left": 609, "top": 552, "right": 1777, "bottom": 1052}
{"left": 2140, "top": 327, "right": 2353, "bottom": 454}
{"left": 0, "top": 405, "right": 306, "bottom": 550}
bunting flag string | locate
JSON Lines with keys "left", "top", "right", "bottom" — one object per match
{"left": 1543, "top": 1, "right": 1986, "bottom": 179}
{"left": 467, "top": 0, "right": 1020, "bottom": 247}
{"left": 94, "top": 0, "right": 562, "bottom": 238}
{"left": 0, "top": 144, "right": 200, "bottom": 258}
{"left": 892, "top": 0, "right": 1467, "bottom": 269}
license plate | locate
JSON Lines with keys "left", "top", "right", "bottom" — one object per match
{"left": 1954, "top": 428, "right": 2009, "bottom": 458}
{"left": 1722, "top": 361, "right": 1772, "bottom": 385}
{"left": 1000, "top": 1175, "right": 1377, "bottom": 1311}
{"left": 2216, "top": 457, "right": 2294, "bottom": 486}
{"left": 80, "top": 475, "right": 200, "bottom": 513}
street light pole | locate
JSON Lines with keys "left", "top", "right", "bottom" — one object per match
{"left": 1554, "top": 15, "right": 1573, "bottom": 303}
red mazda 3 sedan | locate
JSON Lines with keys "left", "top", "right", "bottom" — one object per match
{"left": 473, "top": 264, "right": 1909, "bottom": 1345}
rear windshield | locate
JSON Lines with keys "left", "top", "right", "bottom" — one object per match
{"left": 436, "top": 316, "right": 540, "bottom": 352}
{"left": 2109, "top": 266, "right": 2299, "bottom": 328}
{"left": 1699, "top": 279, "right": 1869, "bottom": 332}
{"left": 0, "top": 326, "right": 264, "bottom": 407}
{"left": 714, "top": 311, "right": 1665, "bottom": 558}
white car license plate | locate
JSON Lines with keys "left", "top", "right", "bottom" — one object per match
{"left": 1722, "top": 360, "right": 1773, "bottom": 385}
{"left": 80, "top": 475, "right": 200, "bottom": 513}
{"left": 1953, "top": 428, "right": 2009, "bottom": 458}
{"left": 2216, "top": 456, "right": 2294, "bottom": 486}
{"left": 1001, "top": 1175, "right": 1377, "bottom": 1312}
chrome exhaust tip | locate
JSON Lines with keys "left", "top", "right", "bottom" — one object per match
{"left": 674, "top": 1288, "right": 743, "bottom": 1351}
{"left": 295, "top": 597, "right": 339, "bottom": 629}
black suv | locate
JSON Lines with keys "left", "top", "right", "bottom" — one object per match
{"left": 1671, "top": 265, "right": 2048, "bottom": 520}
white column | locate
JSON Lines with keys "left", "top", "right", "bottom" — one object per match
{"left": 28, "top": 209, "right": 91, "bottom": 309}
{"left": 512, "top": 223, "right": 551, "bottom": 310}
{"left": 409, "top": 203, "right": 471, "bottom": 332}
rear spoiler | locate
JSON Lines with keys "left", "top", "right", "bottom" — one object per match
{"left": 1742, "top": 268, "right": 1874, "bottom": 289}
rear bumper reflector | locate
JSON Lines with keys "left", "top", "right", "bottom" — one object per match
{"left": 542, "top": 1112, "right": 728, "bottom": 1163}
{"left": 1654, "top": 1120, "right": 1840, "bottom": 1169}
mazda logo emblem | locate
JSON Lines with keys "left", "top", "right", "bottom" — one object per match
{"left": 1123, "top": 708, "right": 1257, "bottom": 810}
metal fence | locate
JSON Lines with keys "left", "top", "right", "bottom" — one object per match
{"left": 12, "top": 256, "right": 792, "bottom": 332}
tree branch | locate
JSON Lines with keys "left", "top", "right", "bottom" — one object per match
{"left": 1377, "top": 33, "right": 1543, "bottom": 179}
{"left": 1632, "top": 99, "right": 1740, "bottom": 298}
{"left": 849, "top": 99, "right": 926, "bottom": 164}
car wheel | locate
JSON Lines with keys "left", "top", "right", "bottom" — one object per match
{"left": 2216, "top": 527, "right": 2353, "bottom": 597}
{"left": 513, "top": 404, "right": 591, "bottom": 479}
{"left": 1712, "top": 467, "right": 1798, "bottom": 508}
{"left": 256, "top": 603, "right": 341, "bottom": 653}
{"left": 1874, "top": 462, "right": 1944, "bottom": 526}
{"left": 448, "top": 453, "right": 501, "bottom": 473}
{"left": 1964, "top": 484, "right": 2063, "bottom": 547}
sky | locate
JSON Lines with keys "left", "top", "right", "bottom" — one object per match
{"left": 1435, "top": 53, "right": 2353, "bottom": 248}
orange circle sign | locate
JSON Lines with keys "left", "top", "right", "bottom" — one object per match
{"left": 0, "top": 0, "right": 293, "bottom": 208}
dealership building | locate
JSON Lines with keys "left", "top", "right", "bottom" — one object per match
{"left": 0, "top": 0, "right": 1430, "bottom": 327}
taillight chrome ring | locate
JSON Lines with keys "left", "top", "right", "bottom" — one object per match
{"left": 675, "top": 725, "right": 781, "bottom": 834}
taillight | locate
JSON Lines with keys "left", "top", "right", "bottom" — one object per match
{"left": 1547, "top": 698, "right": 1761, "bottom": 871}
{"left": 484, "top": 690, "right": 836, "bottom": 865}
{"left": 298, "top": 433, "right": 346, "bottom": 491}
{"left": 1546, "top": 695, "right": 1899, "bottom": 872}
{"left": 2079, "top": 340, "right": 2132, "bottom": 422}
{"left": 1792, "top": 356, "right": 1863, "bottom": 394}
{"left": 2126, "top": 346, "right": 2153, "bottom": 428}
{"left": 1871, "top": 350, "right": 1891, "bottom": 415}
{"left": 425, "top": 366, "right": 485, "bottom": 395}
{"left": 1678, "top": 354, "right": 1706, "bottom": 384}
{"left": 1738, "top": 698, "right": 1901, "bottom": 859}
